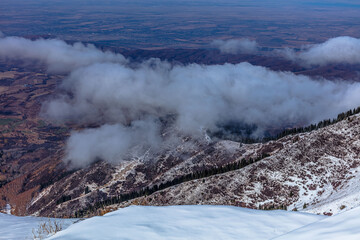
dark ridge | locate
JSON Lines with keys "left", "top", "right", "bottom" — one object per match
{"left": 72, "top": 153, "right": 270, "bottom": 218}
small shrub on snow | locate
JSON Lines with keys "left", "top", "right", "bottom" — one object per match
{"left": 32, "top": 218, "right": 63, "bottom": 240}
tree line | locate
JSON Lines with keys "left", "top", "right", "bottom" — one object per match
{"left": 70, "top": 153, "right": 270, "bottom": 218}
{"left": 213, "top": 107, "right": 360, "bottom": 144}
{"left": 265, "top": 106, "right": 360, "bottom": 142}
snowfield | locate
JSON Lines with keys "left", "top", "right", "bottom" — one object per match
{"left": 47, "top": 205, "right": 324, "bottom": 240}
{"left": 0, "top": 213, "right": 76, "bottom": 240}
{"left": 4, "top": 205, "right": 360, "bottom": 239}
{"left": 274, "top": 206, "right": 360, "bottom": 240}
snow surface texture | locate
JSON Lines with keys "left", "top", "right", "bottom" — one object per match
{"left": 48, "top": 205, "right": 324, "bottom": 240}
{"left": 0, "top": 213, "right": 75, "bottom": 240}
{"left": 275, "top": 206, "right": 360, "bottom": 240}
{"left": 5, "top": 205, "right": 360, "bottom": 239}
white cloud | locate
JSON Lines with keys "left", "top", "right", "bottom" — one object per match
{"left": 211, "top": 38, "right": 258, "bottom": 54}
{"left": 279, "top": 36, "right": 360, "bottom": 66}
{"left": 0, "top": 36, "right": 126, "bottom": 73}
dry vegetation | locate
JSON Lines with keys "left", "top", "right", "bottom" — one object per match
{"left": 32, "top": 218, "right": 63, "bottom": 240}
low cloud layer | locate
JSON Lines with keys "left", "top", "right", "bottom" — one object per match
{"left": 211, "top": 39, "right": 258, "bottom": 54}
{"left": 0, "top": 36, "right": 126, "bottom": 73}
{"left": 279, "top": 36, "right": 360, "bottom": 66}
{"left": 43, "top": 60, "right": 360, "bottom": 134}
{"left": 1, "top": 36, "right": 360, "bottom": 167}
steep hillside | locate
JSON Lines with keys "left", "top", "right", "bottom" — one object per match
{"left": 28, "top": 138, "right": 265, "bottom": 217}
{"left": 26, "top": 113, "right": 360, "bottom": 217}
{"left": 119, "top": 114, "right": 360, "bottom": 216}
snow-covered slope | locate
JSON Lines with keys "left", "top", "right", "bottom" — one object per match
{"left": 48, "top": 205, "right": 324, "bottom": 240}
{"left": 274, "top": 206, "right": 360, "bottom": 240}
{"left": 5, "top": 205, "right": 360, "bottom": 240}
{"left": 0, "top": 213, "right": 75, "bottom": 240}
{"left": 122, "top": 115, "right": 360, "bottom": 215}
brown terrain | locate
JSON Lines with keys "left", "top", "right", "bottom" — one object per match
{"left": 0, "top": 60, "right": 71, "bottom": 215}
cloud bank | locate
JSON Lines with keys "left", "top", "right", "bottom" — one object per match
{"left": 0, "top": 36, "right": 126, "bottom": 73}
{"left": 211, "top": 39, "right": 258, "bottom": 54}
{"left": 1, "top": 36, "right": 360, "bottom": 167}
{"left": 279, "top": 36, "right": 360, "bottom": 66}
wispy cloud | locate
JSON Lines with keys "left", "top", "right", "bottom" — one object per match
{"left": 211, "top": 38, "right": 258, "bottom": 54}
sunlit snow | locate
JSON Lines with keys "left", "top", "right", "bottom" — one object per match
{"left": 47, "top": 205, "right": 324, "bottom": 240}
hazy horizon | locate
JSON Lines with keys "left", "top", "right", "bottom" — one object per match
{"left": 1, "top": 0, "right": 360, "bottom": 49}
